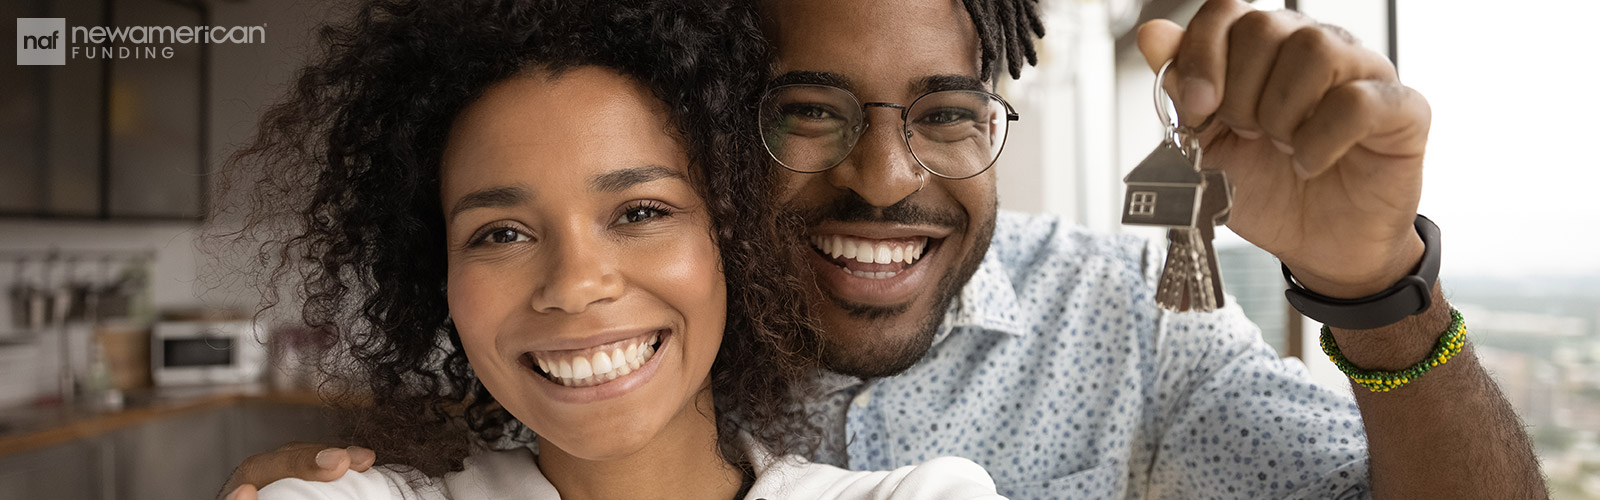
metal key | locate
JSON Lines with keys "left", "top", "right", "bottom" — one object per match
{"left": 1155, "top": 171, "right": 1232, "bottom": 311}
{"left": 1121, "top": 59, "right": 1235, "bottom": 312}
{"left": 1197, "top": 170, "right": 1232, "bottom": 307}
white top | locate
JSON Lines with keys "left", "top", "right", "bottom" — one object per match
{"left": 258, "top": 445, "right": 1006, "bottom": 500}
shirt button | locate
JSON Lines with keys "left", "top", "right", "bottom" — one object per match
{"left": 852, "top": 391, "right": 871, "bottom": 408}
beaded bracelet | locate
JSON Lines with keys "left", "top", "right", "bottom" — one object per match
{"left": 1319, "top": 308, "right": 1467, "bottom": 393}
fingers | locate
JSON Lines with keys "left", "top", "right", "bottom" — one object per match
{"left": 1257, "top": 25, "right": 1397, "bottom": 151}
{"left": 224, "top": 484, "right": 257, "bottom": 500}
{"left": 1289, "top": 80, "right": 1431, "bottom": 178}
{"left": 1218, "top": 9, "right": 1314, "bottom": 140}
{"left": 348, "top": 446, "right": 376, "bottom": 472}
{"left": 1171, "top": 0, "right": 1255, "bottom": 121}
{"left": 219, "top": 443, "right": 363, "bottom": 499}
{"left": 1136, "top": 19, "right": 1184, "bottom": 72}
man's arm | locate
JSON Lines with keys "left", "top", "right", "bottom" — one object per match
{"left": 1333, "top": 284, "right": 1545, "bottom": 498}
{"left": 1134, "top": 0, "right": 1546, "bottom": 497}
{"left": 217, "top": 444, "right": 375, "bottom": 500}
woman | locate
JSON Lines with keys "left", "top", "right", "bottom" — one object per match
{"left": 230, "top": 1, "right": 1003, "bottom": 498}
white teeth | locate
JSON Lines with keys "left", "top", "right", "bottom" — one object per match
{"left": 571, "top": 356, "right": 593, "bottom": 379}
{"left": 813, "top": 235, "right": 930, "bottom": 266}
{"left": 844, "top": 269, "right": 899, "bottom": 279}
{"left": 537, "top": 332, "right": 665, "bottom": 387}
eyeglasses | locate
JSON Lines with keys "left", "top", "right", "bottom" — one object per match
{"left": 758, "top": 84, "right": 1020, "bottom": 180}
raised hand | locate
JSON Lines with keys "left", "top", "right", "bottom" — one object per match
{"left": 1137, "top": 0, "right": 1431, "bottom": 299}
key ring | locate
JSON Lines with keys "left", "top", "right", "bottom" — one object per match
{"left": 1154, "top": 59, "right": 1214, "bottom": 154}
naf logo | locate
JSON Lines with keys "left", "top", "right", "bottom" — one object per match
{"left": 17, "top": 18, "right": 66, "bottom": 65}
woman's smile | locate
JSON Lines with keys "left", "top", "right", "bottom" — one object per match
{"left": 516, "top": 328, "right": 676, "bottom": 405}
{"left": 524, "top": 328, "right": 665, "bottom": 388}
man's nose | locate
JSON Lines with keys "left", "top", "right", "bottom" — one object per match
{"left": 529, "top": 234, "right": 624, "bottom": 314}
{"left": 825, "top": 110, "right": 923, "bottom": 207}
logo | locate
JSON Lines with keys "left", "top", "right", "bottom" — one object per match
{"left": 17, "top": 18, "right": 65, "bottom": 65}
{"left": 16, "top": 17, "right": 267, "bottom": 65}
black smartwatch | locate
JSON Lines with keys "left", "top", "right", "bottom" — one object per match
{"left": 1282, "top": 214, "right": 1440, "bottom": 330}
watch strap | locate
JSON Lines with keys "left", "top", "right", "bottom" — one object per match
{"left": 1283, "top": 214, "right": 1440, "bottom": 330}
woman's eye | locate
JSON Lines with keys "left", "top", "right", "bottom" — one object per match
{"left": 616, "top": 204, "right": 671, "bottom": 225}
{"left": 478, "top": 227, "right": 529, "bottom": 245}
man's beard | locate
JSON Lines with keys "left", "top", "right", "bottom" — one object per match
{"left": 785, "top": 191, "right": 996, "bottom": 378}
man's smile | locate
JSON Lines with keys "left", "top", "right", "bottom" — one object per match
{"left": 802, "top": 222, "right": 954, "bottom": 306}
{"left": 809, "top": 234, "right": 930, "bottom": 278}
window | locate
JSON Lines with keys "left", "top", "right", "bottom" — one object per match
{"left": 1396, "top": 3, "right": 1600, "bottom": 498}
{"left": 1129, "top": 191, "right": 1157, "bottom": 216}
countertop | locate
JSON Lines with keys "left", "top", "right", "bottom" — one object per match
{"left": 0, "top": 384, "right": 323, "bottom": 456}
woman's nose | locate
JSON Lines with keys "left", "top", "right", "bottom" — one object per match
{"left": 529, "top": 235, "right": 624, "bottom": 314}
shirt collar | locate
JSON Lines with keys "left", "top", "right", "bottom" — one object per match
{"left": 935, "top": 250, "right": 1027, "bottom": 344}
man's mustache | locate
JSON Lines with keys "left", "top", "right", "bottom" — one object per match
{"left": 788, "top": 190, "right": 966, "bottom": 231}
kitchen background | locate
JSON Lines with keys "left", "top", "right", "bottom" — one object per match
{"left": 2, "top": 0, "right": 1596, "bottom": 499}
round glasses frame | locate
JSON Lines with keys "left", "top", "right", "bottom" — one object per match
{"left": 758, "top": 84, "right": 1021, "bottom": 180}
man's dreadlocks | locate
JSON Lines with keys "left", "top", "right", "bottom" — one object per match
{"left": 961, "top": 0, "right": 1046, "bottom": 80}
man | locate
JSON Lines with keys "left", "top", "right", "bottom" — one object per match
{"left": 224, "top": 0, "right": 1545, "bottom": 498}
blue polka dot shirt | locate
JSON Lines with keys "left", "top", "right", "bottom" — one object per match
{"left": 804, "top": 211, "right": 1371, "bottom": 500}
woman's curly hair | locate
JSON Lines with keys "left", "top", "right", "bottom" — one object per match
{"left": 218, "top": 0, "right": 821, "bottom": 475}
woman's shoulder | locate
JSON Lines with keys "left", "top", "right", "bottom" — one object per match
{"left": 748, "top": 455, "right": 1008, "bottom": 500}
{"left": 256, "top": 448, "right": 552, "bottom": 500}
{"left": 440, "top": 447, "right": 559, "bottom": 498}
{"left": 255, "top": 465, "right": 439, "bottom": 500}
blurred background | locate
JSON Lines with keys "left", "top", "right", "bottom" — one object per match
{"left": 1, "top": 0, "right": 1595, "bottom": 498}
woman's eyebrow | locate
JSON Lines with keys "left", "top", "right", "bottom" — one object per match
{"left": 449, "top": 185, "right": 529, "bottom": 222}
{"left": 588, "top": 165, "right": 685, "bottom": 193}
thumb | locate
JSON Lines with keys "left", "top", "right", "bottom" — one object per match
{"left": 1136, "top": 19, "right": 1184, "bottom": 73}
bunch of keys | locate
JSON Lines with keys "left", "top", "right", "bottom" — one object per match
{"left": 1120, "top": 60, "right": 1234, "bottom": 312}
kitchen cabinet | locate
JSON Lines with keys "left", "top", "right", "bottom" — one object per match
{"left": 0, "top": 437, "right": 111, "bottom": 500}
{"left": 0, "top": 0, "right": 105, "bottom": 218}
{"left": 110, "top": 407, "right": 231, "bottom": 500}
{"left": 0, "top": 0, "right": 208, "bottom": 220}
{"left": 0, "top": 399, "right": 338, "bottom": 500}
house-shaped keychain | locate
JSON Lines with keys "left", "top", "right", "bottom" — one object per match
{"left": 1121, "top": 141, "right": 1204, "bottom": 228}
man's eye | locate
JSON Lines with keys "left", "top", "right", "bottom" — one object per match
{"left": 917, "top": 107, "right": 976, "bottom": 126}
{"left": 782, "top": 103, "right": 839, "bottom": 121}
{"left": 616, "top": 204, "right": 672, "bottom": 225}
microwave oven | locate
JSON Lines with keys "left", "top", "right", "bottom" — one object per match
{"left": 151, "top": 320, "right": 267, "bottom": 386}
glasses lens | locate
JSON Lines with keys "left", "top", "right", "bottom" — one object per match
{"left": 905, "top": 90, "right": 1011, "bottom": 179}
{"left": 759, "top": 85, "right": 863, "bottom": 173}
